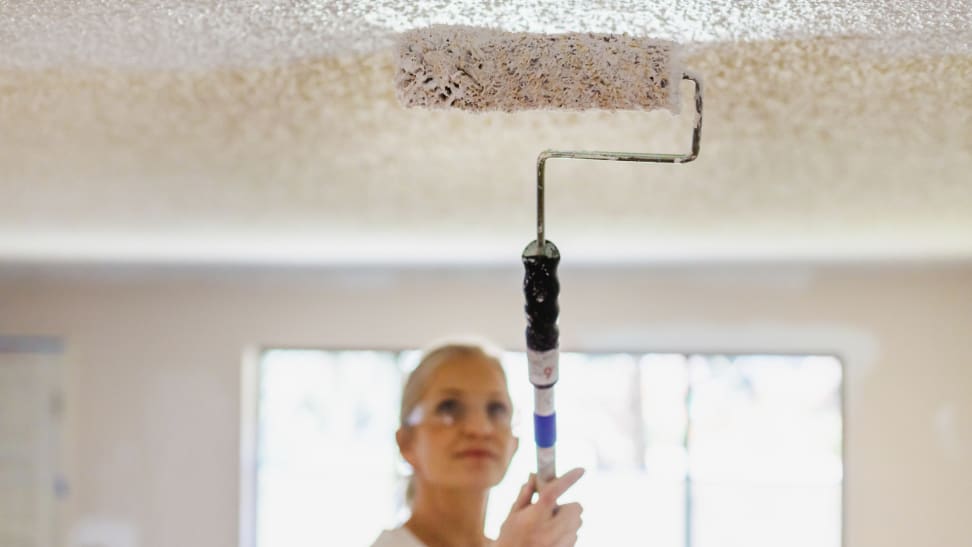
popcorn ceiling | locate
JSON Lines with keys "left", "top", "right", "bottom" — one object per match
{"left": 0, "top": 1, "right": 970, "bottom": 70}
{"left": 1, "top": 37, "right": 970, "bottom": 263}
{"left": 0, "top": 2, "right": 971, "bottom": 262}
{"left": 396, "top": 26, "right": 682, "bottom": 112}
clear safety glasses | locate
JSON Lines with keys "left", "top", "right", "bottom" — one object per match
{"left": 406, "top": 396, "right": 515, "bottom": 431}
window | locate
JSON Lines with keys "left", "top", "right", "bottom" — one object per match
{"left": 249, "top": 350, "right": 842, "bottom": 547}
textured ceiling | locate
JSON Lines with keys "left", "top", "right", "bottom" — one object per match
{"left": 1, "top": 1, "right": 971, "bottom": 264}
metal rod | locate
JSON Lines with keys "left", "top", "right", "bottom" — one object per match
{"left": 536, "top": 73, "right": 704, "bottom": 248}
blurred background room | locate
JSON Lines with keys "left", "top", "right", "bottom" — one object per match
{"left": 1, "top": 2, "right": 970, "bottom": 547}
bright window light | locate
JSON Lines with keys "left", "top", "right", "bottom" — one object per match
{"left": 252, "top": 350, "right": 842, "bottom": 547}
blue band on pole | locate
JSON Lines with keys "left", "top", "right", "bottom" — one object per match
{"left": 534, "top": 413, "right": 557, "bottom": 448}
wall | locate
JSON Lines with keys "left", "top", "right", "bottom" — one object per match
{"left": 1, "top": 263, "right": 970, "bottom": 547}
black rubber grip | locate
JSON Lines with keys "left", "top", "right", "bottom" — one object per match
{"left": 522, "top": 240, "right": 560, "bottom": 352}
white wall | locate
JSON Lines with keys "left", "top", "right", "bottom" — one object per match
{"left": 1, "top": 264, "right": 970, "bottom": 547}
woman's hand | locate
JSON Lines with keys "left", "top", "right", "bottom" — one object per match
{"left": 495, "top": 468, "right": 585, "bottom": 547}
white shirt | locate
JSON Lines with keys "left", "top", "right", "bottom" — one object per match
{"left": 370, "top": 526, "right": 426, "bottom": 547}
{"left": 370, "top": 526, "right": 497, "bottom": 547}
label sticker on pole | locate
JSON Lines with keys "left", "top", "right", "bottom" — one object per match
{"left": 527, "top": 348, "right": 559, "bottom": 387}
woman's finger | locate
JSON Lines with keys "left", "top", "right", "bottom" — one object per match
{"left": 547, "top": 502, "right": 583, "bottom": 538}
{"left": 509, "top": 473, "right": 537, "bottom": 513}
{"left": 537, "top": 468, "right": 585, "bottom": 510}
{"left": 554, "top": 502, "right": 583, "bottom": 519}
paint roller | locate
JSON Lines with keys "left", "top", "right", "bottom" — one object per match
{"left": 396, "top": 24, "right": 703, "bottom": 486}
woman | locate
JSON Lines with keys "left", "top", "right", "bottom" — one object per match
{"left": 371, "top": 343, "right": 585, "bottom": 547}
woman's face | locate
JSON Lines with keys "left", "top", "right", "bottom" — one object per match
{"left": 399, "top": 354, "right": 519, "bottom": 492}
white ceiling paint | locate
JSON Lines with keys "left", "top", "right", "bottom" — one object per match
{"left": 3, "top": 1, "right": 969, "bottom": 70}
{"left": 1, "top": 1, "right": 970, "bottom": 265}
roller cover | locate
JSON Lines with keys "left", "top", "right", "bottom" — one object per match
{"left": 396, "top": 24, "right": 683, "bottom": 113}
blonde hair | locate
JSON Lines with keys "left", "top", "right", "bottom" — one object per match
{"left": 399, "top": 341, "right": 508, "bottom": 506}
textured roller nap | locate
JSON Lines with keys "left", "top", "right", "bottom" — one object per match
{"left": 396, "top": 25, "right": 683, "bottom": 113}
